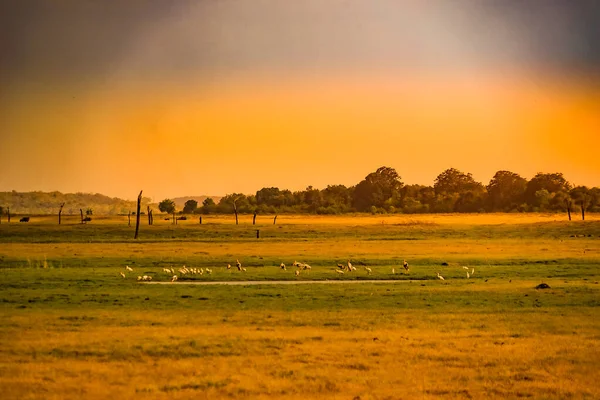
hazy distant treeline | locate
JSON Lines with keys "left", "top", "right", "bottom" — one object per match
{"left": 0, "top": 191, "right": 152, "bottom": 216}
{"left": 189, "top": 167, "right": 599, "bottom": 216}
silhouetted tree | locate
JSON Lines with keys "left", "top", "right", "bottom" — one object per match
{"left": 183, "top": 199, "right": 198, "bottom": 214}
{"left": 353, "top": 166, "right": 403, "bottom": 211}
{"left": 571, "top": 186, "right": 591, "bottom": 220}
{"left": 486, "top": 171, "right": 527, "bottom": 211}
{"left": 525, "top": 172, "right": 571, "bottom": 208}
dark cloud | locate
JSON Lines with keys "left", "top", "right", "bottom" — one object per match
{"left": 1, "top": 0, "right": 598, "bottom": 86}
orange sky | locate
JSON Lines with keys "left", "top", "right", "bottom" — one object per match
{"left": 1, "top": 2, "right": 599, "bottom": 201}
{"left": 1, "top": 71, "right": 599, "bottom": 201}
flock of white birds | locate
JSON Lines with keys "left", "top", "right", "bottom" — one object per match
{"left": 118, "top": 259, "right": 475, "bottom": 282}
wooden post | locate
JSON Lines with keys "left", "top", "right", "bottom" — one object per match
{"left": 581, "top": 202, "right": 585, "bottom": 221}
{"left": 134, "top": 190, "right": 142, "bottom": 239}
{"left": 147, "top": 206, "right": 151, "bottom": 225}
{"left": 80, "top": 209, "right": 84, "bottom": 224}
{"left": 7, "top": 207, "right": 10, "bottom": 223}
{"left": 128, "top": 212, "right": 131, "bottom": 227}
{"left": 150, "top": 209, "right": 153, "bottom": 225}
{"left": 273, "top": 214, "right": 278, "bottom": 225}
{"left": 253, "top": 211, "right": 257, "bottom": 225}
{"left": 233, "top": 198, "right": 239, "bottom": 225}
{"left": 174, "top": 213, "right": 177, "bottom": 225}
{"left": 199, "top": 216, "right": 202, "bottom": 224}
{"left": 256, "top": 229, "right": 260, "bottom": 239}
{"left": 58, "top": 203, "right": 65, "bottom": 224}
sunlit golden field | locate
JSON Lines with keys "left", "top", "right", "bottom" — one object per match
{"left": 1, "top": 214, "right": 599, "bottom": 399}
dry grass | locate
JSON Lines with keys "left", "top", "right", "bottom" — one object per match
{"left": 1, "top": 309, "right": 598, "bottom": 400}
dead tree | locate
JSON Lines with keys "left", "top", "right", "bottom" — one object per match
{"left": 252, "top": 211, "right": 257, "bottom": 225}
{"left": 80, "top": 209, "right": 84, "bottom": 224}
{"left": 233, "top": 198, "right": 239, "bottom": 225}
{"left": 147, "top": 206, "right": 152, "bottom": 225}
{"left": 134, "top": 190, "right": 142, "bottom": 239}
{"left": 128, "top": 211, "right": 131, "bottom": 227}
{"left": 273, "top": 214, "right": 278, "bottom": 225}
{"left": 56, "top": 203, "right": 65, "bottom": 224}
{"left": 150, "top": 209, "right": 153, "bottom": 225}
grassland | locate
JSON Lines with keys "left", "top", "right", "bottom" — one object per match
{"left": 1, "top": 214, "right": 599, "bottom": 399}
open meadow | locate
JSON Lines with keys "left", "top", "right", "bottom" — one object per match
{"left": 1, "top": 213, "right": 599, "bottom": 399}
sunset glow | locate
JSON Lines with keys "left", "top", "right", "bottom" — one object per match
{"left": 1, "top": 1, "right": 599, "bottom": 200}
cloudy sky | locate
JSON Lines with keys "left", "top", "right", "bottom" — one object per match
{"left": 1, "top": 0, "right": 599, "bottom": 200}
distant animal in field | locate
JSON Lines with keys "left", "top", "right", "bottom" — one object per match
{"left": 120, "top": 272, "right": 126, "bottom": 278}
{"left": 20, "top": 217, "right": 30, "bottom": 222}
{"left": 471, "top": 268, "right": 475, "bottom": 276}
{"left": 126, "top": 266, "right": 133, "bottom": 272}
{"left": 295, "top": 270, "right": 300, "bottom": 277}
{"left": 466, "top": 271, "right": 470, "bottom": 279}
{"left": 392, "top": 268, "right": 396, "bottom": 274}
{"left": 83, "top": 217, "right": 91, "bottom": 222}
{"left": 337, "top": 263, "right": 345, "bottom": 270}
{"left": 403, "top": 260, "right": 409, "bottom": 272}
{"left": 336, "top": 269, "right": 344, "bottom": 275}
{"left": 365, "top": 267, "right": 372, "bottom": 275}
{"left": 280, "top": 263, "right": 286, "bottom": 270}
{"left": 462, "top": 266, "right": 469, "bottom": 270}
{"left": 176, "top": 216, "right": 187, "bottom": 220}
{"left": 437, "top": 272, "right": 445, "bottom": 281}
{"left": 227, "top": 264, "right": 231, "bottom": 270}
{"left": 171, "top": 275, "right": 178, "bottom": 282}
{"left": 236, "top": 259, "right": 242, "bottom": 271}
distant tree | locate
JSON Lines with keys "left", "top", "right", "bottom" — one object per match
{"left": 552, "top": 191, "right": 573, "bottom": 220}
{"left": 158, "top": 199, "right": 176, "bottom": 215}
{"left": 202, "top": 197, "right": 216, "bottom": 214}
{"left": 571, "top": 186, "right": 591, "bottom": 220}
{"left": 525, "top": 172, "right": 571, "bottom": 207}
{"left": 85, "top": 208, "right": 93, "bottom": 216}
{"left": 434, "top": 168, "right": 483, "bottom": 195}
{"left": 353, "top": 166, "right": 403, "bottom": 211}
{"left": 534, "top": 189, "right": 551, "bottom": 211}
{"left": 183, "top": 199, "right": 198, "bottom": 214}
{"left": 486, "top": 171, "right": 527, "bottom": 211}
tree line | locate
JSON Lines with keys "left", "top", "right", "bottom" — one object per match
{"left": 161, "top": 167, "right": 600, "bottom": 219}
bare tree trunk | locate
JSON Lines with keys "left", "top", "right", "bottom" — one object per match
{"left": 273, "top": 214, "right": 278, "bottom": 225}
{"left": 253, "top": 211, "right": 257, "bottom": 225}
{"left": 581, "top": 203, "right": 585, "bottom": 221}
{"left": 134, "top": 190, "right": 142, "bottom": 239}
{"left": 7, "top": 207, "right": 10, "bottom": 223}
{"left": 80, "top": 209, "right": 84, "bottom": 224}
{"left": 58, "top": 203, "right": 65, "bottom": 224}
{"left": 233, "top": 199, "right": 239, "bottom": 225}
{"left": 567, "top": 206, "right": 571, "bottom": 221}
{"left": 256, "top": 229, "right": 260, "bottom": 239}
{"left": 128, "top": 212, "right": 131, "bottom": 226}
{"left": 150, "top": 210, "right": 153, "bottom": 225}
{"left": 199, "top": 216, "right": 202, "bottom": 224}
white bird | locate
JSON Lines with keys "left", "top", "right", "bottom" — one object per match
{"left": 280, "top": 263, "right": 286, "bottom": 270}
{"left": 365, "top": 267, "right": 372, "bottom": 274}
{"left": 126, "top": 266, "right": 133, "bottom": 272}
{"left": 462, "top": 266, "right": 469, "bottom": 270}
{"left": 403, "top": 260, "right": 409, "bottom": 272}
{"left": 336, "top": 269, "right": 344, "bottom": 274}
{"left": 206, "top": 268, "right": 212, "bottom": 274}
{"left": 303, "top": 264, "right": 311, "bottom": 270}
{"left": 142, "top": 275, "right": 149, "bottom": 281}
{"left": 137, "top": 276, "right": 142, "bottom": 281}
{"left": 171, "top": 275, "right": 178, "bottom": 282}
{"left": 227, "top": 264, "right": 231, "bottom": 270}
{"left": 295, "top": 270, "right": 300, "bottom": 277}
{"left": 337, "top": 263, "right": 345, "bottom": 270}
{"left": 471, "top": 268, "right": 475, "bottom": 276}
{"left": 466, "top": 271, "right": 470, "bottom": 279}
{"left": 348, "top": 261, "right": 353, "bottom": 270}
{"left": 293, "top": 261, "right": 301, "bottom": 267}
{"left": 236, "top": 259, "right": 242, "bottom": 270}
{"left": 437, "top": 272, "right": 445, "bottom": 281}
{"left": 120, "top": 272, "right": 126, "bottom": 278}
{"left": 170, "top": 267, "right": 175, "bottom": 274}
{"left": 392, "top": 268, "right": 396, "bottom": 275}
{"left": 241, "top": 267, "right": 247, "bottom": 272}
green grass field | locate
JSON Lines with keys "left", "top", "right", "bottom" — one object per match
{"left": 1, "top": 214, "right": 599, "bottom": 399}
